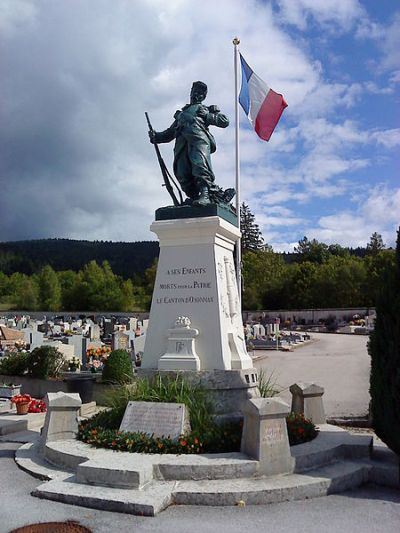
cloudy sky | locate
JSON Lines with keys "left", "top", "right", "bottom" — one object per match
{"left": 1, "top": 0, "right": 399, "bottom": 250}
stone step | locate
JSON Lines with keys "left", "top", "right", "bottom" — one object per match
{"left": 76, "top": 457, "right": 154, "bottom": 489}
{"left": 155, "top": 452, "right": 258, "bottom": 481}
{"left": 75, "top": 452, "right": 258, "bottom": 488}
{"left": 32, "top": 476, "right": 175, "bottom": 517}
{"left": 31, "top": 460, "right": 372, "bottom": 516}
{"left": 172, "top": 460, "right": 372, "bottom": 506}
{"left": 42, "top": 426, "right": 371, "bottom": 485}
{"left": 0, "top": 411, "right": 45, "bottom": 435}
{"left": 291, "top": 425, "right": 372, "bottom": 473}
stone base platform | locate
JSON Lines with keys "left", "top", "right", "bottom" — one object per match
{"left": 14, "top": 425, "right": 395, "bottom": 516}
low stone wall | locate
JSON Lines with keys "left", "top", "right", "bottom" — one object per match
{"left": 0, "top": 374, "right": 112, "bottom": 404}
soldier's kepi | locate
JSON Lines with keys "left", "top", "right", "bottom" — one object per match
{"left": 148, "top": 81, "right": 235, "bottom": 207}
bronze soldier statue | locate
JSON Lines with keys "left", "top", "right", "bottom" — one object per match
{"left": 148, "top": 81, "right": 235, "bottom": 207}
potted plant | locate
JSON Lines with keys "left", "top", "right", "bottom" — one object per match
{"left": 11, "top": 393, "right": 32, "bottom": 415}
{"left": 0, "top": 383, "right": 22, "bottom": 399}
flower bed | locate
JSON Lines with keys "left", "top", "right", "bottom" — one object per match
{"left": 78, "top": 408, "right": 318, "bottom": 455}
{"left": 286, "top": 413, "right": 318, "bottom": 445}
{"left": 78, "top": 408, "right": 242, "bottom": 454}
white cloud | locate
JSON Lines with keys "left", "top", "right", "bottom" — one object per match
{"left": 276, "top": 0, "right": 365, "bottom": 32}
{"left": 305, "top": 186, "right": 400, "bottom": 248}
{"left": 0, "top": 0, "right": 398, "bottom": 248}
{"left": 371, "top": 129, "right": 400, "bottom": 149}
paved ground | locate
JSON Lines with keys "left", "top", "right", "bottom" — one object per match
{"left": 0, "top": 442, "right": 399, "bottom": 533}
{"left": 254, "top": 333, "right": 370, "bottom": 417}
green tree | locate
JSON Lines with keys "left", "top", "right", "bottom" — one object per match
{"left": 284, "top": 262, "right": 318, "bottom": 308}
{"left": 295, "top": 236, "right": 329, "bottom": 264}
{"left": 363, "top": 250, "right": 396, "bottom": 306}
{"left": 58, "top": 270, "right": 79, "bottom": 310}
{"left": 366, "top": 232, "right": 385, "bottom": 256}
{"left": 368, "top": 228, "right": 400, "bottom": 456}
{"left": 14, "top": 276, "right": 39, "bottom": 310}
{"left": 240, "top": 203, "right": 264, "bottom": 252}
{"left": 242, "top": 250, "right": 285, "bottom": 310}
{"left": 314, "top": 256, "right": 366, "bottom": 308}
{"left": 0, "top": 272, "right": 10, "bottom": 298}
{"left": 36, "top": 265, "right": 62, "bottom": 311}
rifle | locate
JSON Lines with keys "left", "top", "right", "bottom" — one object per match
{"left": 145, "top": 112, "right": 183, "bottom": 207}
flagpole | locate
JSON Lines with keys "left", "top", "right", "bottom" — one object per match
{"left": 233, "top": 36, "right": 241, "bottom": 305}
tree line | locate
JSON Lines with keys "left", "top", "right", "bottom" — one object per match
{"left": 240, "top": 204, "right": 395, "bottom": 309}
{"left": 0, "top": 204, "right": 396, "bottom": 311}
{"left": 0, "top": 239, "right": 395, "bottom": 312}
{"left": 0, "top": 260, "right": 156, "bottom": 312}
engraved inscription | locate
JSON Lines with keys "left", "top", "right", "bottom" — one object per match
{"left": 155, "top": 265, "right": 213, "bottom": 305}
{"left": 262, "top": 420, "right": 284, "bottom": 444}
{"left": 120, "top": 401, "right": 190, "bottom": 440}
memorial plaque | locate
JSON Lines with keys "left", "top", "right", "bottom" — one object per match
{"left": 119, "top": 401, "right": 190, "bottom": 440}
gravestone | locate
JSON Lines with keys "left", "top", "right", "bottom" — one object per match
{"left": 119, "top": 401, "right": 190, "bottom": 440}
{"left": 112, "top": 331, "right": 129, "bottom": 351}
{"left": 90, "top": 324, "right": 101, "bottom": 341}
{"left": 129, "top": 317, "right": 138, "bottom": 331}
{"left": 133, "top": 333, "right": 146, "bottom": 358}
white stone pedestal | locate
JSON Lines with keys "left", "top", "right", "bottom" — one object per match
{"left": 142, "top": 216, "right": 253, "bottom": 371}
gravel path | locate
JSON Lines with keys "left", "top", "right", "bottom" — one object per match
{"left": 254, "top": 333, "right": 370, "bottom": 418}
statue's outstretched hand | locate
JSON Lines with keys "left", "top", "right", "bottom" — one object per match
{"left": 148, "top": 130, "right": 156, "bottom": 144}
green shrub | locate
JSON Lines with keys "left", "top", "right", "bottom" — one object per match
{"left": 0, "top": 352, "right": 30, "bottom": 376}
{"left": 102, "top": 349, "right": 133, "bottom": 384}
{"left": 27, "top": 346, "right": 64, "bottom": 379}
{"left": 369, "top": 228, "right": 400, "bottom": 456}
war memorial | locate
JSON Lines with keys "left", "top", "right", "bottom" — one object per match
{"left": 2, "top": 82, "right": 397, "bottom": 520}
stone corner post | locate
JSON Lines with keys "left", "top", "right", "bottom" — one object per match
{"left": 290, "top": 382, "right": 326, "bottom": 424}
{"left": 240, "top": 397, "right": 294, "bottom": 476}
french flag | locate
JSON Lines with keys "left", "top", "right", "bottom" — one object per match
{"left": 239, "top": 54, "right": 288, "bottom": 141}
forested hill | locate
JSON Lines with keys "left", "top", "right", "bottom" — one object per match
{"left": 0, "top": 239, "right": 159, "bottom": 278}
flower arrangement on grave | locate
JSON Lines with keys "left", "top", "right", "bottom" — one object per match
{"left": 11, "top": 393, "right": 32, "bottom": 405}
{"left": 11, "top": 393, "right": 32, "bottom": 415}
{"left": 28, "top": 398, "right": 47, "bottom": 413}
{"left": 85, "top": 346, "right": 111, "bottom": 373}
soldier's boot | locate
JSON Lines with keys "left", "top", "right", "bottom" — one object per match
{"left": 193, "top": 186, "right": 211, "bottom": 206}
